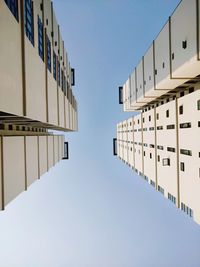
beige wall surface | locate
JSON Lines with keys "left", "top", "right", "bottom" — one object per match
{"left": 171, "top": 0, "right": 200, "bottom": 78}
{"left": 0, "top": 1, "right": 23, "bottom": 117}
{"left": 39, "top": 136, "right": 48, "bottom": 176}
{"left": 47, "top": 135, "right": 54, "bottom": 169}
{"left": 178, "top": 90, "right": 200, "bottom": 223}
{"left": 25, "top": 39, "right": 47, "bottom": 123}
{"left": 26, "top": 136, "right": 39, "bottom": 187}
{"left": 156, "top": 100, "right": 178, "bottom": 202}
{"left": 48, "top": 75, "right": 59, "bottom": 126}
{"left": 143, "top": 109, "right": 156, "bottom": 183}
{"left": 0, "top": 138, "right": 2, "bottom": 210}
{"left": 3, "top": 137, "right": 25, "bottom": 206}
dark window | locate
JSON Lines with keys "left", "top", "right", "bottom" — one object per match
{"left": 46, "top": 36, "right": 51, "bottom": 72}
{"left": 157, "top": 145, "right": 164, "bottom": 150}
{"left": 197, "top": 100, "right": 200, "bottom": 110}
{"left": 150, "top": 180, "right": 155, "bottom": 187}
{"left": 149, "top": 115, "right": 151, "bottom": 122}
{"left": 149, "top": 144, "right": 154, "bottom": 148}
{"left": 180, "top": 122, "right": 191, "bottom": 129}
{"left": 179, "top": 105, "right": 183, "bottom": 115}
{"left": 168, "top": 193, "right": 176, "bottom": 205}
{"left": 162, "top": 158, "right": 170, "bottom": 166}
{"left": 157, "top": 126, "right": 163, "bottom": 130}
{"left": 180, "top": 149, "right": 192, "bottom": 156}
{"left": 158, "top": 155, "right": 160, "bottom": 162}
{"left": 53, "top": 51, "right": 57, "bottom": 80}
{"left": 180, "top": 162, "right": 185, "bottom": 172}
{"left": 166, "top": 110, "right": 169, "bottom": 118}
{"left": 180, "top": 91, "right": 185, "bottom": 97}
{"left": 156, "top": 113, "right": 159, "bottom": 120}
{"left": 149, "top": 127, "right": 154, "bottom": 131}
{"left": 181, "top": 202, "right": 193, "bottom": 218}
{"left": 143, "top": 118, "right": 145, "bottom": 123}
{"left": 167, "top": 124, "right": 175, "bottom": 130}
{"left": 138, "top": 119, "right": 139, "bottom": 124}
{"left": 167, "top": 147, "right": 175, "bottom": 152}
{"left": 4, "top": 0, "right": 18, "bottom": 21}
{"left": 58, "top": 62, "right": 60, "bottom": 86}
{"left": 61, "top": 70, "right": 64, "bottom": 91}
{"left": 144, "top": 151, "right": 145, "bottom": 156}
{"left": 158, "top": 185, "right": 164, "bottom": 195}
{"left": 189, "top": 87, "right": 194, "bottom": 94}
{"left": 37, "top": 16, "right": 44, "bottom": 61}
{"left": 150, "top": 153, "right": 152, "bottom": 159}
{"left": 24, "top": 0, "right": 34, "bottom": 45}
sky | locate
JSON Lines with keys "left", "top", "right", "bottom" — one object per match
{"left": 0, "top": 0, "right": 200, "bottom": 266}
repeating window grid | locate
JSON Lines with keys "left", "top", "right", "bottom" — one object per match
{"left": 53, "top": 51, "right": 57, "bottom": 80}
{"left": 61, "top": 70, "right": 64, "bottom": 91}
{"left": 4, "top": 0, "right": 19, "bottom": 21}
{"left": 158, "top": 185, "right": 164, "bottom": 195}
{"left": 46, "top": 36, "right": 51, "bottom": 72}
{"left": 37, "top": 16, "right": 44, "bottom": 61}
{"left": 168, "top": 193, "right": 176, "bottom": 205}
{"left": 25, "top": 0, "right": 34, "bottom": 46}
{"left": 181, "top": 202, "right": 193, "bottom": 218}
{"left": 58, "top": 62, "right": 61, "bottom": 86}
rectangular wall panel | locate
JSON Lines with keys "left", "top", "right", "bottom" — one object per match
{"left": 3, "top": 137, "right": 25, "bottom": 206}
{"left": 26, "top": 136, "right": 39, "bottom": 187}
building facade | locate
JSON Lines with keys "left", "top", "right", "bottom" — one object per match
{"left": 0, "top": 0, "right": 78, "bottom": 208}
{"left": 115, "top": 0, "right": 200, "bottom": 224}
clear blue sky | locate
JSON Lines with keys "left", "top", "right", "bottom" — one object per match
{"left": 0, "top": 1, "right": 200, "bottom": 266}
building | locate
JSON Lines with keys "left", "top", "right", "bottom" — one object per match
{"left": 114, "top": 0, "right": 200, "bottom": 224}
{"left": 0, "top": 0, "right": 78, "bottom": 208}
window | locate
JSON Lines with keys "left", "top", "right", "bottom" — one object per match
{"left": 157, "top": 126, "right": 163, "bottom": 130}
{"left": 143, "top": 118, "right": 145, "bottom": 123}
{"left": 61, "top": 70, "right": 64, "bottom": 91}
{"left": 144, "top": 176, "right": 148, "bottom": 182}
{"left": 144, "top": 151, "right": 145, "bottom": 156}
{"left": 181, "top": 202, "right": 193, "bottom": 218}
{"left": 38, "top": 16, "right": 44, "bottom": 61}
{"left": 179, "top": 105, "right": 183, "bottom": 115}
{"left": 180, "top": 91, "right": 185, "bottom": 97}
{"left": 4, "top": 0, "right": 18, "bottom": 21}
{"left": 168, "top": 193, "right": 176, "bottom": 205}
{"left": 150, "top": 153, "right": 152, "bottom": 159}
{"left": 158, "top": 185, "right": 164, "bottom": 195}
{"left": 180, "top": 162, "right": 185, "bottom": 172}
{"left": 58, "top": 62, "right": 60, "bottom": 86}
{"left": 24, "top": 0, "right": 34, "bottom": 45}
{"left": 53, "top": 51, "right": 57, "bottom": 80}
{"left": 180, "top": 149, "right": 192, "bottom": 156}
{"left": 46, "top": 36, "right": 51, "bottom": 72}
{"left": 138, "top": 119, "right": 139, "bottom": 124}
{"left": 149, "top": 115, "right": 151, "bottom": 122}
{"left": 197, "top": 100, "right": 200, "bottom": 110}
{"left": 162, "top": 158, "right": 170, "bottom": 166}
{"left": 167, "top": 147, "right": 175, "bottom": 152}
{"left": 167, "top": 124, "right": 175, "bottom": 130}
{"left": 157, "top": 145, "right": 164, "bottom": 150}
{"left": 198, "top": 121, "right": 200, "bottom": 127}
{"left": 166, "top": 110, "right": 169, "bottom": 118}
{"left": 149, "top": 144, "right": 154, "bottom": 148}
{"left": 180, "top": 122, "right": 191, "bottom": 129}
{"left": 156, "top": 113, "right": 159, "bottom": 120}
{"left": 150, "top": 180, "right": 155, "bottom": 187}
{"left": 149, "top": 127, "right": 154, "bottom": 131}
{"left": 189, "top": 87, "right": 194, "bottom": 94}
{"left": 157, "top": 155, "right": 160, "bottom": 162}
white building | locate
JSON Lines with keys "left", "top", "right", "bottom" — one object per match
{"left": 115, "top": 0, "right": 200, "bottom": 225}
